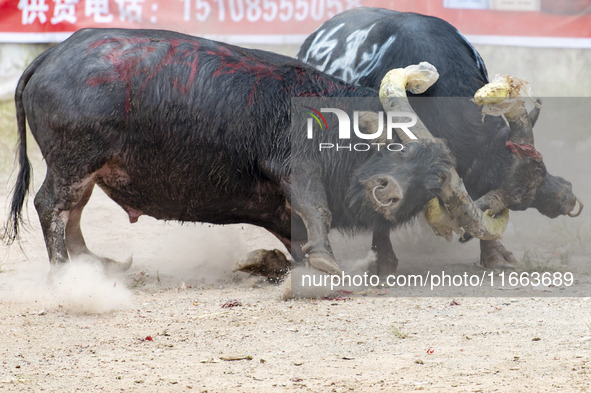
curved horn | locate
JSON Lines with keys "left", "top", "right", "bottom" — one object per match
{"left": 473, "top": 75, "right": 535, "bottom": 145}
{"left": 379, "top": 62, "right": 439, "bottom": 143}
{"left": 379, "top": 63, "right": 507, "bottom": 240}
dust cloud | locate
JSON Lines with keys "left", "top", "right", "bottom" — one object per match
{"left": 0, "top": 256, "right": 132, "bottom": 314}
{"left": 125, "top": 221, "right": 287, "bottom": 285}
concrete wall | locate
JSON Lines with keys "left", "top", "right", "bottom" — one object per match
{"left": 1, "top": 43, "right": 589, "bottom": 100}
{"left": 0, "top": 44, "right": 50, "bottom": 101}
{"left": 474, "top": 45, "right": 591, "bottom": 97}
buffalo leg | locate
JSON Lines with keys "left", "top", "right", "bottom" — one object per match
{"left": 480, "top": 240, "right": 518, "bottom": 268}
{"left": 289, "top": 170, "right": 341, "bottom": 274}
{"left": 371, "top": 225, "right": 398, "bottom": 277}
{"left": 65, "top": 182, "right": 132, "bottom": 273}
{"left": 34, "top": 173, "right": 94, "bottom": 266}
{"left": 34, "top": 174, "right": 70, "bottom": 265}
{"left": 64, "top": 183, "right": 94, "bottom": 256}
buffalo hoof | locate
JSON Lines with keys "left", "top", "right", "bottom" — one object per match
{"left": 480, "top": 240, "right": 518, "bottom": 269}
{"left": 366, "top": 253, "right": 397, "bottom": 279}
{"left": 306, "top": 253, "right": 342, "bottom": 275}
{"left": 379, "top": 263, "right": 397, "bottom": 279}
{"left": 233, "top": 249, "right": 290, "bottom": 283}
{"left": 367, "top": 260, "right": 397, "bottom": 279}
{"left": 377, "top": 254, "right": 398, "bottom": 278}
{"left": 101, "top": 255, "right": 133, "bottom": 275}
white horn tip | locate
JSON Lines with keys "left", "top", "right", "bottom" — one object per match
{"left": 404, "top": 62, "right": 439, "bottom": 94}
{"left": 379, "top": 62, "right": 439, "bottom": 98}
{"left": 473, "top": 74, "right": 533, "bottom": 117}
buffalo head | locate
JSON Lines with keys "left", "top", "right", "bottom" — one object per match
{"left": 346, "top": 139, "right": 454, "bottom": 228}
{"left": 373, "top": 63, "right": 510, "bottom": 241}
{"left": 472, "top": 76, "right": 583, "bottom": 220}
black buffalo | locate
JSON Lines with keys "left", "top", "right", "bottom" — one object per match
{"left": 4, "top": 28, "right": 498, "bottom": 278}
{"left": 298, "top": 7, "right": 582, "bottom": 270}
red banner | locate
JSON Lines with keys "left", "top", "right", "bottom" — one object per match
{"left": 0, "top": 0, "right": 589, "bottom": 47}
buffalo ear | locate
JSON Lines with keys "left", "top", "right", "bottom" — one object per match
{"left": 528, "top": 98, "right": 542, "bottom": 127}
{"left": 357, "top": 111, "right": 387, "bottom": 143}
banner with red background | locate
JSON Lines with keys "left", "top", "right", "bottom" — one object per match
{"left": 0, "top": 0, "right": 589, "bottom": 47}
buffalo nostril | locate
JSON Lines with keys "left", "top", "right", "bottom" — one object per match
{"left": 390, "top": 197, "right": 400, "bottom": 204}
{"left": 380, "top": 179, "right": 388, "bottom": 187}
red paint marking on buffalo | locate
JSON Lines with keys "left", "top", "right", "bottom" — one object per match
{"left": 86, "top": 38, "right": 200, "bottom": 116}
{"left": 206, "top": 46, "right": 283, "bottom": 106}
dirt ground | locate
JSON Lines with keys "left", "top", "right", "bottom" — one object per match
{"left": 0, "top": 96, "right": 590, "bottom": 392}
